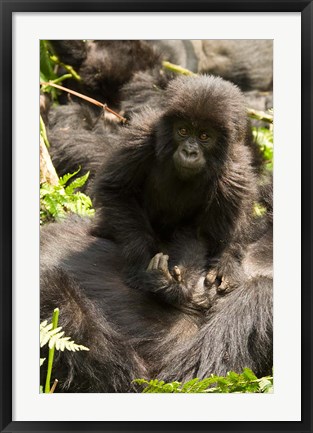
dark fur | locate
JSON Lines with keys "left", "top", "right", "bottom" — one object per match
{"left": 40, "top": 214, "right": 272, "bottom": 391}
{"left": 48, "top": 40, "right": 273, "bottom": 111}
{"left": 41, "top": 266, "right": 146, "bottom": 392}
{"left": 46, "top": 102, "right": 122, "bottom": 192}
{"left": 49, "top": 40, "right": 162, "bottom": 107}
{"left": 120, "top": 68, "right": 171, "bottom": 118}
{"left": 194, "top": 40, "right": 273, "bottom": 91}
{"left": 43, "top": 40, "right": 272, "bottom": 190}
{"left": 40, "top": 75, "right": 273, "bottom": 392}
{"left": 91, "top": 75, "right": 260, "bottom": 305}
{"left": 45, "top": 78, "right": 264, "bottom": 195}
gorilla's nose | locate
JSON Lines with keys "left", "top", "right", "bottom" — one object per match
{"left": 182, "top": 147, "right": 199, "bottom": 159}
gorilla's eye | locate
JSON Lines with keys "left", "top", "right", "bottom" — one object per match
{"left": 178, "top": 128, "right": 188, "bottom": 137}
{"left": 199, "top": 132, "right": 210, "bottom": 141}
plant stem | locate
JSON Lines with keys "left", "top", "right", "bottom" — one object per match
{"left": 40, "top": 115, "right": 50, "bottom": 148}
{"left": 49, "top": 74, "right": 73, "bottom": 85}
{"left": 162, "top": 61, "right": 196, "bottom": 76}
{"left": 50, "top": 54, "right": 81, "bottom": 81}
{"left": 44, "top": 308, "right": 59, "bottom": 393}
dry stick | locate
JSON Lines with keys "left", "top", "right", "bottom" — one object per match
{"left": 49, "top": 379, "right": 59, "bottom": 394}
{"left": 40, "top": 135, "right": 59, "bottom": 185}
{"left": 40, "top": 81, "right": 127, "bottom": 123}
{"left": 247, "top": 108, "right": 273, "bottom": 124}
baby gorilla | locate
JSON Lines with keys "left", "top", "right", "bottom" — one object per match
{"left": 92, "top": 75, "right": 261, "bottom": 312}
{"left": 143, "top": 118, "right": 224, "bottom": 310}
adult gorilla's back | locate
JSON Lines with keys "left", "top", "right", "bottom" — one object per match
{"left": 40, "top": 216, "right": 272, "bottom": 392}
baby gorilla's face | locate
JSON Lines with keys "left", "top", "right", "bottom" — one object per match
{"left": 172, "top": 120, "right": 218, "bottom": 179}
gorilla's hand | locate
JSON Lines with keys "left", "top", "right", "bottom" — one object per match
{"left": 204, "top": 255, "right": 246, "bottom": 297}
{"left": 146, "top": 253, "right": 210, "bottom": 311}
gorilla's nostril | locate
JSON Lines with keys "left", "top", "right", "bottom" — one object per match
{"left": 182, "top": 149, "right": 189, "bottom": 157}
{"left": 182, "top": 148, "right": 198, "bottom": 158}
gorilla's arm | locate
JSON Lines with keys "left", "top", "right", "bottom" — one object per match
{"left": 92, "top": 143, "right": 160, "bottom": 279}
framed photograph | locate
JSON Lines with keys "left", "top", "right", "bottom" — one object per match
{"left": 1, "top": 1, "right": 312, "bottom": 432}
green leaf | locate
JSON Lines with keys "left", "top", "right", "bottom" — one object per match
{"left": 40, "top": 323, "right": 63, "bottom": 347}
{"left": 134, "top": 368, "right": 273, "bottom": 393}
{"left": 40, "top": 40, "right": 57, "bottom": 81}
{"left": 227, "top": 371, "right": 240, "bottom": 383}
{"left": 59, "top": 168, "right": 82, "bottom": 186}
{"left": 65, "top": 171, "right": 90, "bottom": 194}
{"left": 242, "top": 368, "right": 258, "bottom": 382}
{"left": 40, "top": 168, "right": 94, "bottom": 223}
{"left": 252, "top": 126, "right": 273, "bottom": 170}
{"left": 181, "top": 378, "right": 200, "bottom": 392}
{"left": 40, "top": 71, "right": 48, "bottom": 83}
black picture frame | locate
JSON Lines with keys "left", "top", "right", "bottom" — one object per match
{"left": 1, "top": 1, "right": 312, "bottom": 432}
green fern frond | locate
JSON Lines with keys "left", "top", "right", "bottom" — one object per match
{"left": 134, "top": 368, "right": 273, "bottom": 393}
{"left": 53, "top": 336, "right": 89, "bottom": 352}
{"left": 40, "top": 320, "right": 63, "bottom": 347}
{"left": 40, "top": 319, "right": 89, "bottom": 352}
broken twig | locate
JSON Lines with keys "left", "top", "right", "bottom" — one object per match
{"left": 40, "top": 81, "right": 127, "bottom": 123}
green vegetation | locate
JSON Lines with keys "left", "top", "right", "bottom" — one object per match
{"left": 40, "top": 40, "right": 80, "bottom": 101}
{"left": 135, "top": 369, "right": 273, "bottom": 393}
{"left": 253, "top": 126, "right": 274, "bottom": 170}
{"left": 40, "top": 169, "right": 94, "bottom": 224}
{"left": 40, "top": 308, "right": 89, "bottom": 393}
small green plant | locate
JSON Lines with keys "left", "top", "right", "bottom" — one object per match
{"left": 134, "top": 368, "right": 273, "bottom": 393}
{"left": 253, "top": 126, "right": 273, "bottom": 170}
{"left": 40, "top": 168, "right": 94, "bottom": 224}
{"left": 40, "top": 308, "right": 89, "bottom": 393}
{"left": 40, "top": 40, "right": 80, "bottom": 101}
{"left": 40, "top": 40, "right": 59, "bottom": 101}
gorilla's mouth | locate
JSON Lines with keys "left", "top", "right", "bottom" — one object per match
{"left": 173, "top": 152, "right": 205, "bottom": 177}
{"left": 179, "top": 159, "right": 202, "bottom": 169}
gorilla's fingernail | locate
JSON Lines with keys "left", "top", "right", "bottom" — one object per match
{"left": 173, "top": 266, "right": 182, "bottom": 282}
{"left": 217, "top": 282, "right": 228, "bottom": 293}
